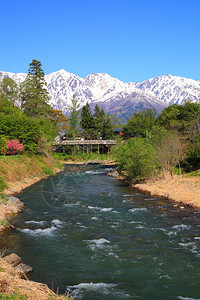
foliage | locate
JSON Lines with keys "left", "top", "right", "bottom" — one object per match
{"left": 93, "top": 104, "right": 105, "bottom": 138}
{"left": 157, "top": 104, "right": 180, "bottom": 130}
{"left": 80, "top": 102, "right": 94, "bottom": 139}
{"left": 6, "top": 140, "right": 24, "bottom": 155}
{"left": 0, "top": 176, "right": 7, "bottom": 193}
{"left": 42, "top": 166, "right": 54, "bottom": 176}
{"left": 109, "top": 114, "right": 124, "bottom": 130}
{"left": 80, "top": 103, "right": 114, "bottom": 139}
{"left": 0, "top": 136, "right": 7, "bottom": 155}
{"left": 157, "top": 100, "right": 200, "bottom": 132}
{"left": 123, "top": 109, "right": 157, "bottom": 138}
{"left": 0, "top": 93, "right": 22, "bottom": 116}
{"left": 0, "top": 77, "right": 19, "bottom": 106}
{"left": 102, "top": 114, "right": 114, "bottom": 139}
{"left": 68, "top": 95, "right": 80, "bottom": 138}
{"left": 20, "top": 59, "right": 50, "bottom": 118}
{"left": 113, "top": 137, "right": 157, "bottom": 182}
{"left": 49, "top": 108, "right": 69, "bottom": 134}
{"left": 0, "top": 114, "right": 40, "bottom": 152}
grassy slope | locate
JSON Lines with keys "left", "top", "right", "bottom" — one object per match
{"left": 0, "top": 155, "right": 74, "bottom": 299}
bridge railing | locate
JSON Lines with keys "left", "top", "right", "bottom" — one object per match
{"left": 52, "top": 139, "right": 117, "bottom": 146}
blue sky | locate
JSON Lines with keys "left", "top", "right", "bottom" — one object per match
{"left": 1, "top": 0, "right": 200, "bottom": 82}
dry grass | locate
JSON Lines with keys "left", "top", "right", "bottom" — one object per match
{"left": 0, "top": 259, "right": 73, "bottom": 300}
{"left": 0, "top": 154, "right": 61, "bottom": 195}
{"left": 133, "top": 172, "right": 200, "bottom": 208}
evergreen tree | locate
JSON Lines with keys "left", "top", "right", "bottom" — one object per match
{"left": 69, "top": 95, "right": 80, "bottom": 138}
{"left": 20, "top": 59, "right": 50, "bottom": 118}
{"left": 80, "top": 102, "right": 94, "bottom": 139}
{"left": 93, "top": 104, "right": 105, "bottom": 138}
{"left": 102, "top": 114, "right": 114, "bottom": 139}
{"left": 109, "top": 114, "right": 124, "bottom": 130}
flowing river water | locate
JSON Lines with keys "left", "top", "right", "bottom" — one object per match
{"left": 1, "top": 164, "right": 200, "bottom": 299}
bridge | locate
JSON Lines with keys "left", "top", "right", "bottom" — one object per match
{"left": 52, "top": 139, "right": 117, "bottom": 154}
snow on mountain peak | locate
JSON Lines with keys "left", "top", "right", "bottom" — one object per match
{"left": 1, "top": 69, "right": 200, "bottom": 119}
{"left": 136, "top": 74, "right": 200, "bottom": 105}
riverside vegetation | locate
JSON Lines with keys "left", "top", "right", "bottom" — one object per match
{"left": 113, "top": 103, "right": 200, "bottom": 183}
{"left": 0, "top": 58, "right": 200, "bottom": 298}
{"left": 0, "top": 58, "right": 115, "bottom": 299}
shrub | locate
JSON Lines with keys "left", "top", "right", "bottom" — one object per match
{"left": 0, "top": 136, "right": 8, "bottom": 155}
{"left": 113, "top": 137, "right": 157, "bottom": 182}
{"left": 6, "top": 140, "right": 24, "bottom": 155}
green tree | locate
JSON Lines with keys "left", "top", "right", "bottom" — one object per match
{"left": 0, "top": 77, "right": 19, "bottom": 106}
{"left": 0, "top": 92, "right": 22, "bottom": 116}
{"left": 80, "top": 102, "right": 94, "bottom": 139}
{"left": 20, "top": 59, "right": 50, "bottom": 118}
{"left": 102, "top": 114, "right": 114, "bottom": 139}
{"left": 157, "top": 104, "right": 182, "bottom": 130}
{"left": 93, "top": 105, "right": 106, "bottom": 138}
{"left": 113, "top": 137, "right": 157, "bottom": 182}
{"left": 157, "top": 101, "right": 200, "bottom": 159}
{"left": 68, "top": 95, "right": 80, "bottom": 138}
{"left": 0, "top": 114, "right": 54, "bottom": 153}
{"left": 109, "top": 114, "right": 124, "bottom": 130}
{"left": 0, "top": 135, "right": 7, "bottom": 155}
{"left": 123, "top": 109, "right": 157, "bottom": 138}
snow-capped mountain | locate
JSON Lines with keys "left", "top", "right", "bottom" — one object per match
{"left": 136, "top": 74, "right": 200, "bottom": 105}
{"left": 1, "top": 69, "right": 200, "bottom": 120}
{"left": 0, "top": 71, "right": 26, "bottom": 84}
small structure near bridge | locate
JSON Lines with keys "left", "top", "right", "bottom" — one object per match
{"left": 52, "top": 139, "right": 117, "bottom": 154}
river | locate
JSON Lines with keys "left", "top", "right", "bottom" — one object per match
{"left": 1, "top": 164, "right": 200, "bottom": 299}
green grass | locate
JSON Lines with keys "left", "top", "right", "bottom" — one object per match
{"left": 0, "top": 219, "right": 10, "bottom": 228}
{"left": 42, "top": 167, "right": 55, "bottom": 176}
{"left": 0, "top": 177, "right": 7, "bottom": 194}
{"left": 0, "top": 294, "right": 29, "bottom": 299}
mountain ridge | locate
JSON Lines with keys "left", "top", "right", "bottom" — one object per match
{"left": 1, "top": 69, "right": 200, "bottom": 120}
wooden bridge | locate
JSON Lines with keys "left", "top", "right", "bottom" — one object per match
{"left": 52, "top": 139, "right": 117, "bottom": 154}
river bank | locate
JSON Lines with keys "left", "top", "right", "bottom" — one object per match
{"left": 0, "top": 256, "right": 73, "bottom": 299}
{"left": 0, "top": 155, "right": 74, "bottom": 299}
{"left": 0, "top": 154, "right": 63, "bottom": 230}
{"left": 133, "top": 172, "right": 200, "bottom": 209}
{"left": 108, "top": 169, "right": 200, "bottom": 209}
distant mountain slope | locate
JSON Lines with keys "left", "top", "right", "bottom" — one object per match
{"left": 136, "top": 74, "right": 200, "bottom": 105}
{"left": 1, "top": 69, "right": 200, "bottom": 120}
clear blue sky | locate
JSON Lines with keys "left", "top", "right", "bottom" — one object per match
{"left": 1, "top": 0, "right": 200, "bottom": 82}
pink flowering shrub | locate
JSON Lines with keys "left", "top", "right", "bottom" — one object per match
{"left": 6, "top": 140, "right": 24, "bottom": 155}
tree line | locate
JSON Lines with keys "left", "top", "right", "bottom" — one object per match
{"left": 113, "top": 102, "right": 200, "bottom": 182}
{"left": 0, "top": 59, "right": 115, "bottom": 156}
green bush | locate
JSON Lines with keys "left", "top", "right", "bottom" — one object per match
{"left": 113, "top": 137, "right": 157, "bottom": 182}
